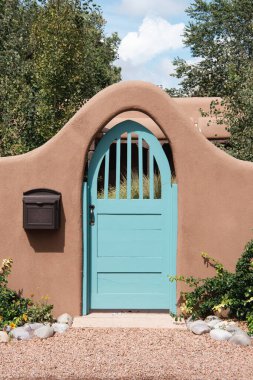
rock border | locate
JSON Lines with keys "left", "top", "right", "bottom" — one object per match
{"left": 0, "top": 313, "right": 73, "bottom": 343}
{"left": 187, "top": 315, "right": 252, "bottom": 346}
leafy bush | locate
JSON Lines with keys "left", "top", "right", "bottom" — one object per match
{"left": 26, "top": 297, "right": 53, "bottom": 324}
{"left": 246, "top": 314, "right": 253, "bottom": 335}
{"left": 0, "top": 286, "right": 32, "bottom": 328}
{"left": 229, "top": 241, "right": 253, "bottom": 319}
{"left": 0, "top": 258, "right": 54, "bottom": 329}
{"left": 169, "top": 240, "right": 253, "bottom": 329}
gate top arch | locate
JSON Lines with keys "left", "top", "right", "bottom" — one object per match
{"left": 88, "top": 120, "right": 172, "bottom": 197}
{"left": 0, "top": 80, "right": 252, "bottom": 317}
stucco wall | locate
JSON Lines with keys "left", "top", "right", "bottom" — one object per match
{"left": 1, "top": 81, "right": 253, "bottom": 316}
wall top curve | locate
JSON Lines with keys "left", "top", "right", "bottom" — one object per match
{"left": 0, "top": 80, "right": 252, "bottom": 172}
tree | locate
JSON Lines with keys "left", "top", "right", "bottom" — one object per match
{"left": 0, "top": 0, "right": 38, "bottom": 154}
{"left": 0, "top": 0, "right": 121, "bottom": 156}
{"left": 222, "top": 64, "right": 253, "bottom": 161}
{"left": 168, "top": 0, "right": 253, "bottom": 161}
{"left": 170, "top": 0, "right": 253, "bottom": 97}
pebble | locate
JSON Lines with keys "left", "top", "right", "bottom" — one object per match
{"left": 214, "top": 321, "right": 236, "bottom": 330}
{"left": 190, "top": 321, "right": 210, "bottom": 335}
{"left": 23, "top": 324, "right": 32, "bottom": 333}
{"left": 11, "top": 327, "right": 31, "bottom": 341}
{"left": 0, "top": 331, "right": 10, "bottom": 343}
{"left": 206, "top": 319, "right": 222, "bottom": 329}
{"left": 225, "top": 324, "right": 243, "bottom": 334}
{"left": 229, "top": 332, "right": 252, "bottom": 346}
{"left": 4, "top": 326, "right": 11, "bottom": 333}
{"left": 52, "top": 323, "right": 69, "bottom": 334}
{"left": 34, "top": 325, "right": 54, "bottom": 339}
{"left": 210, "top": 328, "right": 232, "bottom": 341}
{"left": 25, "top": 323, "right": 44, "bottom": 331}
{"left": 57, "top": 313, "right": 73, "bottom": 326}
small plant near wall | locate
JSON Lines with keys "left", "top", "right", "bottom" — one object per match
{"left": 169, "top": 239, "right": 253, "bottom": 332}
{"left": 0, "top": 258, "right": 54, "bottom": 329}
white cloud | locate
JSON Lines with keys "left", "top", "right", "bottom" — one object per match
{"left": 118, "top": 0, "right": 189, "bottom": 18}
{"left": 118, "top": 17, "right": 184, "bottom": 65}
{"left": 116, "top": 58, "right": 180, "bottom": 89}
{"left": 160, "top": 58, "right": 176, "bottom": 76}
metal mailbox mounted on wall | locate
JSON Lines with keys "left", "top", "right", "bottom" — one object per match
{"left": 23, "top": 189, "right": 61, "bottom": 230}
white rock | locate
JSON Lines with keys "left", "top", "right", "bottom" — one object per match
{"left": 0, "top": 331, "right": 10, "bottom": 343}
{"left": 34, "top": 325, "right": 54, "bottom": 339}
{"left": 186, "top": 316, "right": 193, "bottom": 330}
{"left": 205, "top": 315, "right": 221, "bottom": 322}
{"left": 25, "top": 323, "right": 44, "bottom": 331}
{"left": 190, "top": 320, "right": 211, "bottom": 335}
{"left": 207, "top": 319, "right": 222, "bottom": 329}
{"left": 210, "top": 328, "right": 232, "bottom": 341}
{"left": 23, "top": 324, "right": 32, "bottom": 332}
{"left": 229, "top": 332, "right": 252, "bottom": 346}
{"left": 57, "top": 313, "right": 73, "bottom": 326}
{"left": 52, "top": 323, "right": 69, "bottom": 334}
{"left": 225, "top": 325, "right": 242, "bottom": 334}
{"left": 214, "top": 321, "right": 236, "bottom": 330}
{"left": 11, "top": 327, "right": 31, "bottom": 340}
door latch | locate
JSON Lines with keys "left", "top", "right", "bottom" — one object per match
{"left": 89, "top": 205, "right": 95, "bottom": 226}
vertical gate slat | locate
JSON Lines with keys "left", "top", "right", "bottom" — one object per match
{"left": 104, "top": 149, "right": 110, "bottom": 199}
{"left": 116, "top": 138, "right": 121, "bottom": 199}
{"left": 149, "top": 148, "right": 154, "bottom": 199}
{"left": 127, "top": 133, "right": 131, "bottom": 199}
{"left": 138, "top": 135, "right": 143, "bottom": 199}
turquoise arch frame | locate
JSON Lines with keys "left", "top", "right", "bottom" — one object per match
{"left": 82, "top": 120, "right": 178, "bottom": 315}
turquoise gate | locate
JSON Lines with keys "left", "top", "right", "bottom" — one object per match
{"left": 83, "top": 120, "right": 177, "bottom": 314}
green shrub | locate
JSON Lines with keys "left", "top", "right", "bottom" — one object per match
{"left": 0, "top": 258, "right": 54, "bottom": 328}
{"left": 26, "top": 297, "right": 54, "bottom": 324}
{"left": 246, "top": 314, "right": 253, "bottom": 335}
{"left": 169, "top": 240, "right": 253, "bottom": 331}
{"left": 229, "top": 240, "right": 253, "bottom": 320}
{"left": 0, "top": 286, "right": 32, "bottom": 327}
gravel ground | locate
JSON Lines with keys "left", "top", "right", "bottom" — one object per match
{"left": 0, "top": 328, "right": 252, "bottom": 380}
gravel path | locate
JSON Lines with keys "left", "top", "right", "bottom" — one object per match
{"left": 0, "top": 328, "right": 252, "bottom": 380}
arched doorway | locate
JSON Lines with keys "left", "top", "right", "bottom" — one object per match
{"left": 83, "top": 120, "right": 177, "bottom": 313}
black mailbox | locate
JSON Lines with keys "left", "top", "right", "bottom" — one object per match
{"left": 23, "top": 189, "right": 61, "bottom": 230}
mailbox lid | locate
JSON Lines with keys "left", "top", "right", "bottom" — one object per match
{"left": 23, "top": 189, "right": 61, "bottom": 204}
{"left": 23, "top": 196, "right": 60, "bottom": 204}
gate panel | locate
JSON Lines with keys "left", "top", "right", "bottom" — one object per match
{"left": 85, "top": 120, "right": 177, "bottom": 312}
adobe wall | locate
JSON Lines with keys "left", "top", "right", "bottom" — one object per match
{"left": 0, "top": 81, "right": 252, "bottom": 316}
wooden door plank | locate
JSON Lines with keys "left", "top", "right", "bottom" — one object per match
{"left": 127, "top": 133, "right": 131, "bottom": 199}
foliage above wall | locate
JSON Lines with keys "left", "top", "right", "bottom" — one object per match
{"left": 0, "top": 0, "right": 121, "bottom": 156}
{"left": 167, "top": 0, "right": 253, "bottom": 162}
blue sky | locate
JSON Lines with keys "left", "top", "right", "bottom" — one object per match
{"left": 95, "top": 0, "right": 195, "bottom": 88}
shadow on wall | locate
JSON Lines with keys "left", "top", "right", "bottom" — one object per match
{"left": 25, "top": 203, "right": 66, "bottom": 253}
